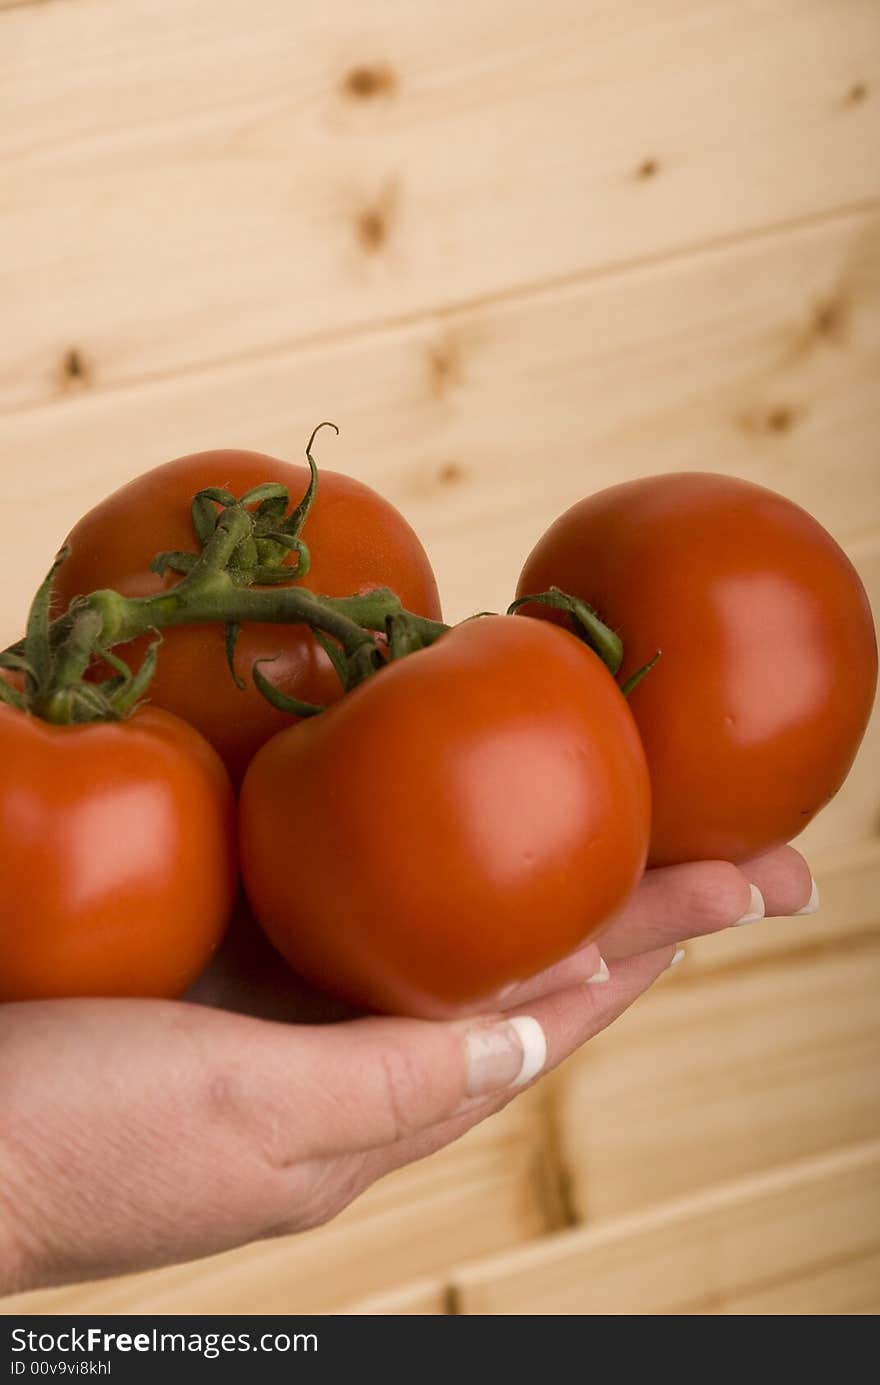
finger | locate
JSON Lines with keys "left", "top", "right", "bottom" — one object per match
{"left": 597, "top": 859, "right": 764, "bottom": 960}
{"left": 739, "top": 844, "right": 817, "bottom": 920}
{"left": 357, "top": 946, "right": 680, "bottom": 1179}
{"left": 490, "top": 941, "right": 607, "bottom": 1009}
{"left": 266, "top": 942, "right": 678, "bottom": 1162}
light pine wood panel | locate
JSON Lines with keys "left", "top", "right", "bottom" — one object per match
{"left": 700, "top": 1249, "right": 880, "bottom": 1315}
{"left": 0, "top": 1092, "right": 546, "bottom": 1315}
{"left": 338, "top": 1279, "right": 448, "bottom": 1315}
{"left": 1, "top": 207, "right": 878, "bottom": 638}
{"left": 556, "top": 935, "right": 880, "bottom": 1221}
{"left": 2, "top": 1, "right": 878, "bottom": 410}
{"left": 451, "top": 1139, "right": 880, "bottom": 1314}
{"left": 684, "top": 840, "right": 880, "bottom": 977}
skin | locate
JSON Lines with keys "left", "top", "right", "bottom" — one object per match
{"left": 0, "top": 705, "right": 236, "bottom": 1001}
{"left": 517, "top": 473, "right": 878, "bottom": 866}
{"left": 0, "top": 845, "right": 815, "bottom": 1296}
{"left": 54, "top": 450, "right": 442, "bottom": 783}
{"left": 240, "top": 616, "right": 652, "bottom": 1016}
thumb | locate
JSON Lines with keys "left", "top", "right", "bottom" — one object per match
{"left": 281, "top": 1009, "right": 547, "bottom": 1160}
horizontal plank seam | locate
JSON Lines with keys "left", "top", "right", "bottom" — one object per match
{"left": 446, "top": 1136, "right": 880, "bottom": 1289}
{"left": 673, "top": 1242, "right": 880, "bottom": 1316}
{"left": 675, "top": 901, "right": 880, "bottom": 987}
{"left": 3, "top": 196, "right": 879, "bottom": 424}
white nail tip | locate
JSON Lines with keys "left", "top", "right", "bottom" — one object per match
{"left": 669, "top": 947, "right": 686, "bottom": 968}
{"left": 794, "top": 878, "right": 820, "bottom": 916}
{"left": 734, "top": 883, "right": 766, "bottom": 926}
{"left": 507, "top": 1016, "right": 547, "bottom": 1086}
{"left": 585, "top": 956, "right": 610, "bottom": 985}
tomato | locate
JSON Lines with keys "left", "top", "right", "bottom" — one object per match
{"left": 239, "top": 616, "right": 650, "bottom": 1017}
{"left": 54, "top": 450, "right": 442, "bottom": 783}
{"left": 516, "top": 473, "right": 877, "bottom": 866}
{"left": 0, "top": 704, "right": 236, "bottom": 1001}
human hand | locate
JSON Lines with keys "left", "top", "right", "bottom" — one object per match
{"left": 0, "top": 846, "right": 815, "bottom": 1296}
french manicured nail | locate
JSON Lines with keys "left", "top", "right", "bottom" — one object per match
{"left": 464, "top": 1016, "right": 547, "bottom": 1096}
{"left": 794, "top": 877, "right": 820, "bottom": 916}
{"left": 668, "top": 947, "right": 686, "bottom": 969}
{"left": 586, "top": 956, "right": 610, "bottom": 984}
{"left": 733, "top": 884, "right": 765, "bottom": 926}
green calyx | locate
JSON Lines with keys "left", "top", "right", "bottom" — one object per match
{"left": 151, "top": 420, "right": 337, "bottom": 587}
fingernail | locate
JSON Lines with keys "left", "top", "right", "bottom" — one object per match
{"left": 794, "top": 877, "right": 820, "bottom": 916}
{"left": 586, "top": 956, "right": 610, "bottom": 985}
{"left": 668, "top": 947, "right": 686, "bottom": 969}
{"left": 733, "top": 883, "right": 765, "bottom": 926}
{"left": 464, "top": 1016, "right": 547, "bottom": 1096}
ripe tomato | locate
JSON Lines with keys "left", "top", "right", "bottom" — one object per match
{"left": 239, "top": 616, "right": 650, "bottom": 1017}
{"left": 0, "top": 705, "right": 236, "bottom": 1001}
{"left": 54, "top": 450, "right": 442, "bottom": 782}
{"left": 517, "top": 473, "right": 877, "bottom": 866}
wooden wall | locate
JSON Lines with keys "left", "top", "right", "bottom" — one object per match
{"left": 2, "top": 0, "right": 879, "bottom": 1315}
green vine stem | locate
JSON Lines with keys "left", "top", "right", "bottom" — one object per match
{"left": 1, "top": 426, "right": 654, "bottom": 725}
{"left": 507, "top": 588, "right": 624, "bottom": 675}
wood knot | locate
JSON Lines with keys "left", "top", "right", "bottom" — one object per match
{"left": 343, "top": 64, "right": 397, "bottom": 100}
{"left": 428, "top": 343, "right": 463, "bottom": 398}
{"left": 765, "top": 405, "right": 796, "bottom": 433}
{"left": 60, "top": 347, "right": 89, "bottom": 388}
{"left": 437, "top": 462, "right": 464, "bottom": 485}
{"left": 358, "top": 207, "right": 386, "bottom": 250}
{"left": 636, "top": 157, "right": 659, "bottom": 180}
{"left": 355, "top": 182, "right": 398, "bottom": 254}
{"left": 812, "top": 298, "right": 848, "bottom": 343}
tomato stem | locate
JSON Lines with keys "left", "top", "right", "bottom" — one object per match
{"left": 507, "top": 588, "right": 623, "bottom": 676}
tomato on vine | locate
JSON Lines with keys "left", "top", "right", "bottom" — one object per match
{"left": 239, "top": 615, "right": 651, "bottom": 1017}
{"left": 516, "top": 472, "right": 877, "bottom": 866}
{"left": 54, "top": 434, "right": 441, "bottom": 782}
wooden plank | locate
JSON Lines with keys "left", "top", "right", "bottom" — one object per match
{"left": 556, "top": 936, "right": 880, "bottom": 1221}
{"left": 702, "top": 1248, "right": 880, "bottom": 1315}
{"left": 1, "top": 206, "right": 878, "bottom": 642}
{"left": 685, "top": 839, "right": 880, "bottom": 978}
{"left": 2, "top": 0, "right": 878, "bottom": 410}
{"left": 336, "top": 1279, "right": 448, "bottom": 1315}
{"left": 0, "top": 1093, "right": 546, "bottom": 1315}
{"left": 451, "top": 1139, "right": 880, "bottom": 1314}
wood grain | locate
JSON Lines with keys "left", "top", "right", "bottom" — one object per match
{"left": 685, "top": 839, "right": 880, "bottom": 977}
{"left": 556, "top": 935, "right": 880, "bottom": 1221}
{"left": 338, "top": 1278, "right": 449, "bottom": 1315}
{"left": 1, "top": 206, "right": 878, "bottom": 640}
{"left": 699, "top": 1249, "right": 880, "bottom": 1315}
{"left": 1, "top": 0, "right": 878, "bottom": 410}
{"left": 451, "top": 1139, "right": 880, "bottom": 1314}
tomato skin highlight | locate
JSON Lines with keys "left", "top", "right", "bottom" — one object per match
{"left": 0, "top": 705, "right": 236, "bottom": 1001}
{"left": 240, "top": 616, "right": 650, "bottom": 1018}
{"left": 517, "top": 472, "right": 878, "bottom": 867}
{"left": 54, "top": 450, "right": 442, "bottom": 783}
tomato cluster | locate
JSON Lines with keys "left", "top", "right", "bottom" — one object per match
{"left": 1, "top": 449, "right": 875, "bottom": 1016}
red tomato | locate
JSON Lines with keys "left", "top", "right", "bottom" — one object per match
{"left": 0, "top": 704, "right": 236, "bottom": 1001}
{"left": 239, "top": 616, "right": 650, "bottom": 1017}
{"left": 517, "top": 473, "right": 877, "bottom": 866}
{"left": 54, "top": 450, "right": 442, "bottom": 783}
